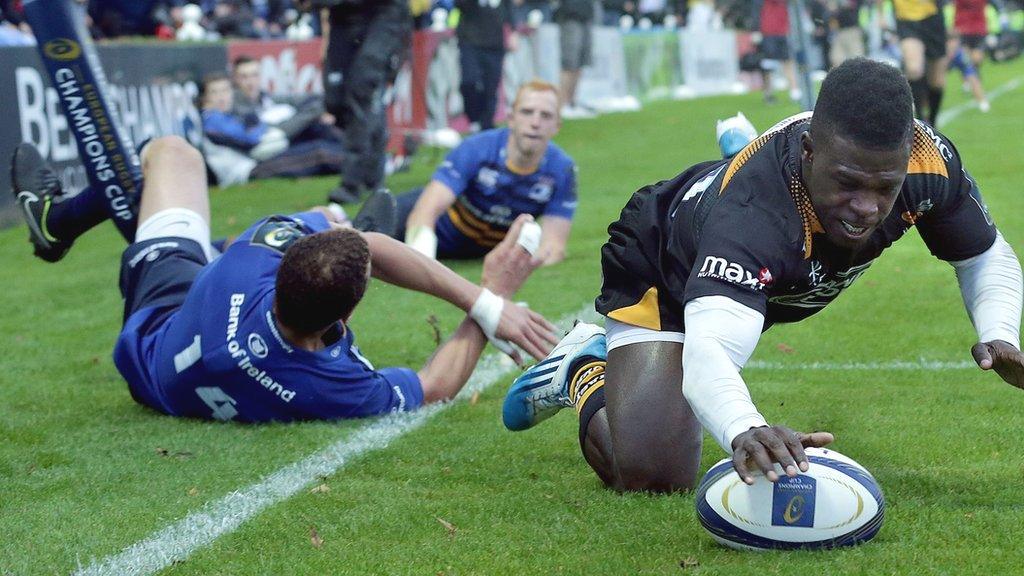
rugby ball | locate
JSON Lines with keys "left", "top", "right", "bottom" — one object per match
{"left": 695, "top": 447, "right": 884, "bottom": 551}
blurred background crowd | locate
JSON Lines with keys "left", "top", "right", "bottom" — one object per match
{"left": 2, "top": 0, "right": 1021, "bottom": 202}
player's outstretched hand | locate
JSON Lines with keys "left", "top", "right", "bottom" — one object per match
{"left": 731, "top": 426, "right": 834, "bottom": 485}
{"left": 493, "top": 299, "right": 558, "bottom": 364}
{"left": 972, "top": 340, "right": 1024, "bottom": 389}
{"left": 481, "top": 215, "right": 559, "bottom": 362}
{"left": 481, "top": 215, "right": 541, "bottom": 297}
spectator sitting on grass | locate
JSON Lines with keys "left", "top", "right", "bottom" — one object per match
{"left": 231, "top": 56, "right": 342, "bottom": 147}
{"left": 199, "top": 72, "right": 344, "bottom": 186}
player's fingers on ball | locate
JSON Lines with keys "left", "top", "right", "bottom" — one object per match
{"left": 770, "top": 431, "right": 802, "bottom": 476}
{"left": 779, "top": 429, "right": 809, "bottom": 472}
{"left": 750, "top": 445, "right": 779, "bottom": 482}
{"left": 762, "top": 432, "right": 796, "bottom": 477}
{"left": 732, "top": 449, "right": 755, "bottom": 484}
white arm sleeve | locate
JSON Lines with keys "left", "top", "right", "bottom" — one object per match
{"left": 682, "top": 295, "right": 768, "bottom": 454}
{"left": 950, "top": 231, "right": 1023, "bottom": 350}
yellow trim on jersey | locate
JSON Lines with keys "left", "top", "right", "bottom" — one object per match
{"left": 606, "top": 286, "right": 662, "bottom": 331}
{"left": 907, "top": 124, "right": 948, "bottom": 177}
{"left": 892, "top": 0, "right": 938, "bottom": 22}
{"left": 721, "top": 133, "right": 773, "bottom": 192}
{"left": 505, "top": 158, "right": 539, "bottom": 176}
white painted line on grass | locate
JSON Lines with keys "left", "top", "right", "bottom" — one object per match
{"left": 74, "top": 305, "right": 600, "bottom": 576}
{"left": 936, "top": 76, "right": 1023, "bottom": 128}
{"left": 746, "top": 359, "right": 976, "bottom": 371}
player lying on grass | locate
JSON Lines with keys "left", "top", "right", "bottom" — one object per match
{"left": 503, "top": 58, "right": 1024, "bottom": 491}
{"left": 11, "top": 136, "right": 558, "bottom": 421}
{"left": 394, "top": 81, "right": 577, "bottom": 265}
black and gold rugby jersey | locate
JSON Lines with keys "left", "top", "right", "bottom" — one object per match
{"left": 596, "top": 114, "right": 997, "bottom": 332}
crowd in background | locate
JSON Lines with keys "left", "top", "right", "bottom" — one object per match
{"left": 2, "top": 0, "right": 1021, "bottom": 192}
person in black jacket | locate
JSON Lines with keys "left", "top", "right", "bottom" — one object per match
{"left": 456, "top": 0, "right": 518, "bottom": 132}
{"left": 301, "top": 0, "right": 412, "bottom": 204}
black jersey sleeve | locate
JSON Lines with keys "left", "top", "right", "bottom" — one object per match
{"left": 683, "top": 191, "right": 801, "bottom": 316}
{"left": 913, "top": 126, "right": 997, "bottom": 262}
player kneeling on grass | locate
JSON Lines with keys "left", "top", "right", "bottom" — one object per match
{"left": 503, "top": 58, "right": 1024, "bottom": 492}
{"left": 395, "top": 80, "right": 577, "bottom": 265}
{"left": 10, "top": 136, "right": 558, "bottom": 421}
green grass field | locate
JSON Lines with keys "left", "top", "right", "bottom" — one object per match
{"left": 2, "top": 60, "right": 1024, "bottom": 575}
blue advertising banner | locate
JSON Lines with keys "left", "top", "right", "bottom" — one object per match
{"left": 0, "top": 43, "right": 227, "bottom": 226}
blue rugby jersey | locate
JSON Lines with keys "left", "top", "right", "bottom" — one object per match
{"left": 114, "top": 212, "right": 423, "bottom": 422}
{"left": 432, "top": 128, "right": 577, "bottom": 256}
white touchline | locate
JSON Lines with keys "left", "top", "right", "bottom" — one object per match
{"left": 936, "top": 76, "right": 1023, "bottom": 128}
{"left": 74, "top": 305, "right": 601, "bottom": 576}
{"left": 746, "top": 359, "right": 977, "bottom": 370}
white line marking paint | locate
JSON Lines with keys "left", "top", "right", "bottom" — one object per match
{"left": 936, "top": 76, "right": 1023, "bottom": 128}
{"left": 75, "top": 306, "right": 600, "bottom": 576}
{"left": 746, "top": 359, "right": 976, "bottom": 370}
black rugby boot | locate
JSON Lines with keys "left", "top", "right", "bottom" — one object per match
{"left": 351, "top": 188, "right": 398, "bottom": 237}
{"left": 10, "top": 143, "right": 72, "bottom": 262}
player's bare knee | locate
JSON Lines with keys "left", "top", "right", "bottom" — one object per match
{"left": 142, "top": 136, "right": 202, "bottom": 171}
{"left": 610, "top": 459, "right": 700, "bottom": 491}
{"left": 614, "top": 458, "right": 697, "bottom": 493}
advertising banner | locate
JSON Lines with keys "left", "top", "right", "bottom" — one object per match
{"left": 1, "top": 44, "right": 227, "bottom": 225}
{"left": 621, "top": 29, "right": 683, "bottom": 101}
{"left": 679, "top": 29, "right": 739, "bottom": 96}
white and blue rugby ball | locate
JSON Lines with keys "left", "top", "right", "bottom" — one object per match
{"left": 695, "top": 447, "right": 884, "bottom": 551}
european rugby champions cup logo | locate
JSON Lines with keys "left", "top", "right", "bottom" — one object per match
{"left": 771, "top": 475, "right": 817, "bottom": 528}
{"left": 43, "top": 38, "right": 83, "bottom": 61}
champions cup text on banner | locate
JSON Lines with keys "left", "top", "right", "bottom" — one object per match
{"left": 23, "top": 0, "right": 141, "bottom": 241}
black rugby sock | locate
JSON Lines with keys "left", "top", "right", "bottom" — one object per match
{"left": 927, "top": 87, "right": 944, "bottom": 127}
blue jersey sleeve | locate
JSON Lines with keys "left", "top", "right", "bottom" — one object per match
{"left": 351, "top": 367, "right": 425, "bottom": 416}
{"left": 431, "top": 137, "right": 486, "bottom": 196}
{"left": 543, "top": 161, "right": 579, "bottom": 220}
{"left": 288, "top": 366, "right": 424, "bottom": 420}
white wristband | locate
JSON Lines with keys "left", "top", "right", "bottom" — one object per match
{"left": 406, "top": 225, "right": 438, "bottom": 259}
{"left": 470, "top": 288, "right": 515, "bottom": 354}
{"left": 470, "top": 288, "right": 504, "bottom": 338}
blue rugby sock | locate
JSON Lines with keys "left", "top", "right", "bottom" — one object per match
{"left": 46, "top": 185, "right": 137, "bottom": 244}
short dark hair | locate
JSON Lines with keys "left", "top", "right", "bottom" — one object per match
{"left": 232, "top": 55, "right": 257, "bottom": 71}
{"left": 275, "top": 228, "right": 371, "bottom": 334}
{"left": 199, "top": 71, "right": 230, "bottom": 97}
{"left": 811, "top": 58, "right": 914, "bottom": 150}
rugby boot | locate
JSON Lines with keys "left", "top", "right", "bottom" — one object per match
{"left": 352, "top": 188, "right": 398, "bottom": 237}
{"left": 327, "top": 183, "right": 363, "bottom": 205}
{"left": 10, "top": 143, "right": 71, "bottom": 262}
{"left": 503, "top": 322, "right": 607, "bottom": 431}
